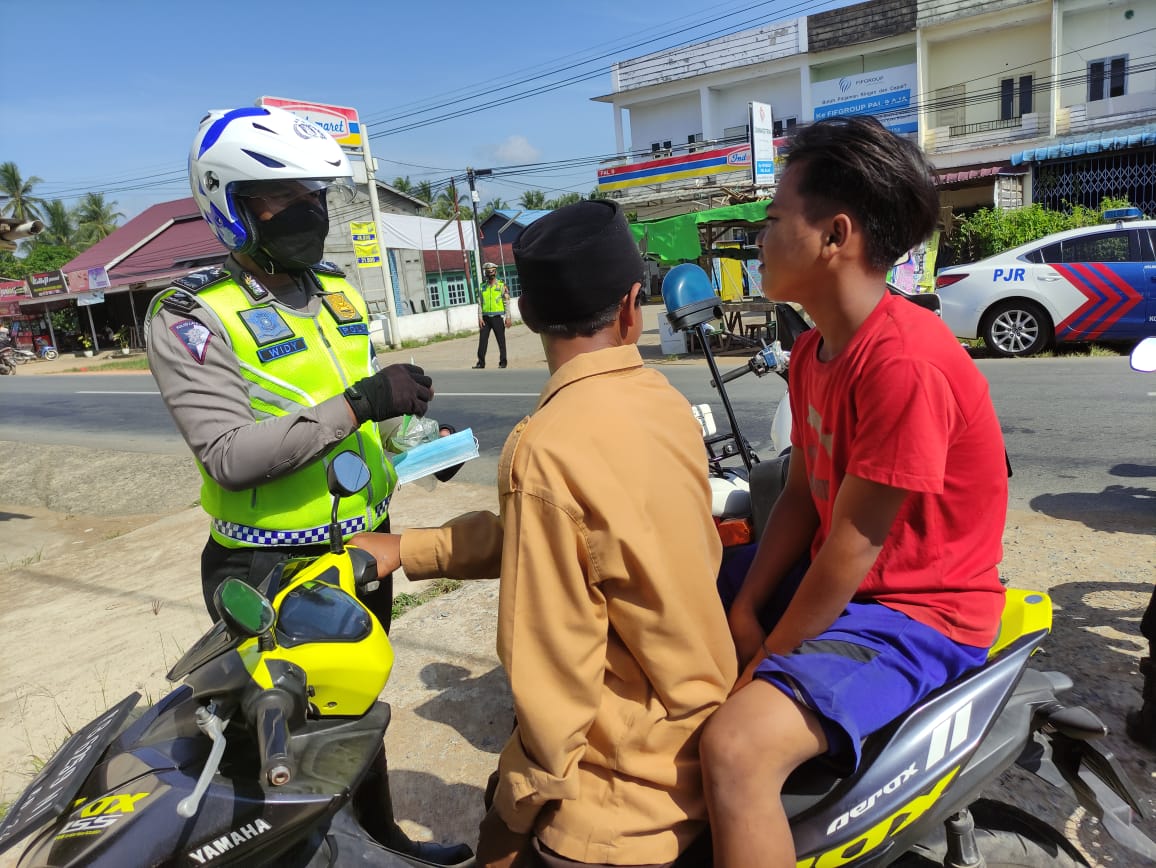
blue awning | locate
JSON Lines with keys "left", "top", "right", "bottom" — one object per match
{"left": 1010, "top": 123, "right": 1156, "bottom": 166}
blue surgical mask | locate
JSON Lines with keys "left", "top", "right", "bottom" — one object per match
{"left": 390, "top": 428, "right": 479, "bottom": 485}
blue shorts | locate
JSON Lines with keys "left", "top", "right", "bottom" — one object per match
{"left": 718, "top": 545, "right": 989, "bottom": 773}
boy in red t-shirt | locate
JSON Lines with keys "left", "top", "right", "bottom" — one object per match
{"left": 700, "top": 116, "right": 1008, "bottom": 868}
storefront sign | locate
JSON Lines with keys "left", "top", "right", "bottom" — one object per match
{"left": 749, "top": 101, "right": 776, "bottom": 187}
{"left": 811, "top": 64, "right": 918, "bottom": 134}
{"left": 87, "top": 266, "right": 111, "bottom": 290}
{"left": 259, "top": 96, "right": 362, "bottom": 150}
{"left": 26, "top": 270, "right": 68, "bottom": 298}
{"left": 75, "top": 291, "right": 106, "bottom": 307}
{"left": 0, "top": 279, "right": 27, "bottom": 317}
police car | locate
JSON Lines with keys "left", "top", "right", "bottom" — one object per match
{"left": 937, "top": 208, "right": 1156, "bottom": 357}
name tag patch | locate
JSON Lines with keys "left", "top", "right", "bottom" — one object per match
{"left": 257, "top": 337, "right": 307, "bottom": 363}
{"left": 338, "top": 323, "right": 369, "bottom": 337}
{"left": 171, "top": 319, "right": 212, "bottom": 364}
{"left": 322, "top": 292, "right": 362, "bottom": 324}
{"left": 238, "top": 307, "right": 294, "bottom": 346}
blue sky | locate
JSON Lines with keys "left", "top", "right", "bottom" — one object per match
{"left": 1, "top": 0, "right": 849, "bottom": 222}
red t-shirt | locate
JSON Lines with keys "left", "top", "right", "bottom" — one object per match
{"left": 789, "top": 292, "right": 1007, "bottom": 647}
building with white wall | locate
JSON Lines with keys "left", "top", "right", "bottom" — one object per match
{"left": 595, "top": 0, "right": 1156, "bottom": 218}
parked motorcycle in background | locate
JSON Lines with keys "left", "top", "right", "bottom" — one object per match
{"left": 0, "top": 346, "right": 17, "bottom": 375}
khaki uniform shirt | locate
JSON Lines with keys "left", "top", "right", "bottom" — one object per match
{"left": 401, "top": 344, "right": 736, "bottom": 865}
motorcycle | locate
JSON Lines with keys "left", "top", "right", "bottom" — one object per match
{"left": 18, "top": 338, "right": 61, "bottom": 361}
{"left": 0, "top": 346, "right": 17, "bottom": 375}
{"left": 660, "top": 266, "right": 1156, "bottom": 866}
{"left": 0, "top": 451, "right": 474, "bottom": 868}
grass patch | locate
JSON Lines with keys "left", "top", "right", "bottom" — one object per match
{"left": 55, "top": 356, "right": 151, "bottom": 373}
{"left": 397, "top": 330, "right": 474, "bottom": 350}
{"left": 391, "top": 579, "right": 462, "bottom": 620}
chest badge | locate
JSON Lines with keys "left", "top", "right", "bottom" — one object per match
{"left": 322, "top": 292, "right": 362, "bottom": 324}
{"left": 238, "top": 307, "right": 294, "bottom": 346}
{"left": 240, "top": 271, "right": 270, "bottom": 301}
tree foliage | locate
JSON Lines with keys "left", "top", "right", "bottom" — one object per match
{"left": 0, "top": 243, "right": 79, "bottom": 278}
{"left": 74, "top": 192, "right": 124, "bottom": 246}
{"left": 953, "top": 197, "right": 1133, "bottom": 262}
{"left": 517, "top": 190, "right": 547, "bottom": 209}
{"left": 0, "top": 161, "right": 47, "bottom": 222}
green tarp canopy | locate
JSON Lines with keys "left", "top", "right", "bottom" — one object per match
{"left": 629, "top": 200, "right": 772, "bottom": 265}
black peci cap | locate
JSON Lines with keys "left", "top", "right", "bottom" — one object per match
{"left": 513, "top": 200, "right": 644, "bottom": 325}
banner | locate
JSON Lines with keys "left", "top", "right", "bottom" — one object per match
{"left": 26, "top": 270, "right": 67, "bottom": 298}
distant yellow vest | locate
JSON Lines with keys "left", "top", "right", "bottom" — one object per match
{"left": 480, "top": 279, "right": 506, "bottom": 315}
{"left": 151, "top": 273, "right": 396, "bottom": 548}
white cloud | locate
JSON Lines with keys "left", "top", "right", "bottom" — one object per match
{"left": 492, "top": 135, "right": 541, "bottom": 164}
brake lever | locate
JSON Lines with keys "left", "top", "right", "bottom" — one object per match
{"left": 177, "top": 704, "right": 229, "bottom": 818}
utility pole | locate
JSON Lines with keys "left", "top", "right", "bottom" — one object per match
{"left": 360, "top": 131, "right": 401, "bottom": 348}
{"left": 466, "top": 167, "right": 492, "bottom": 290}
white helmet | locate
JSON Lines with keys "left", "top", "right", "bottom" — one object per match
{"left": 189, "top": 105, "right": 354, "bottom": 254}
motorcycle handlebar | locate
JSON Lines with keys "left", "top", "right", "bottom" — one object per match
{"left": 248, "top": 688, "right": 296, "bottom": 786}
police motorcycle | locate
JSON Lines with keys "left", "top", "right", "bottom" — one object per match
{"left": 0, "top": 451, "right": 474, "bottom": 868}
{"left": 662, "top": 266, "right": 1156, "bottom": 866}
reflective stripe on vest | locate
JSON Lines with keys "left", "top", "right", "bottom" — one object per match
{"left": 480, "top": 280, "right": 506, "bottom": 315}
{"left": 151, "top": 273, "right": 396, "bottom": 547}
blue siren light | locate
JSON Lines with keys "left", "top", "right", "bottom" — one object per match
{"left": 662, "top": 264, "right": 722, "bottom": 331}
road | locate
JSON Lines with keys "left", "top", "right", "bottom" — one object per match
{"left": 2, "top": 356, "right": 1153, "bottom": 516}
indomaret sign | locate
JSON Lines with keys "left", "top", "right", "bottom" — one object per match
{"left": 258, "top": 96, "right": 362, "bottom": 150}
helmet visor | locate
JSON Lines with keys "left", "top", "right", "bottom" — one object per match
{"left": 233, "top": 177, "right": 356, "bottom": 211}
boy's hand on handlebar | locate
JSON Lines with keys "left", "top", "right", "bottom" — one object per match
{"left": 348, "top": 532, "right": 403, "bottom": 579}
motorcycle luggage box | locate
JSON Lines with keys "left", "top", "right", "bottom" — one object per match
{"left": 0, "top": 693, "right": 140, "bottom": 857}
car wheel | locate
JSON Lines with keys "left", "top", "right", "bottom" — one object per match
{"left": 982, "top": 300, "right": 1052, "bottom": 358}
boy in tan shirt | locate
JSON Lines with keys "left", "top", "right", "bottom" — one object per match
{"left": 353, "top": 200, "right": 736, "bottom": 867}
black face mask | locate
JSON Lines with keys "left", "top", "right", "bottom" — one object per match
{"left": 256, "top": 196, "right": 329, "bottom": 270}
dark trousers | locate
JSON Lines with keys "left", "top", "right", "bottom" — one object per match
{"left": 200, "top": 515, "right": 393, "bottom": 629}
{"left": 477, "top": 314, "right": 507, "bottom": 366}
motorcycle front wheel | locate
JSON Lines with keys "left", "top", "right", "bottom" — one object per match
{"left": 895, "top": 799, "right": 1088, "bottom": 867}
{"left": 43, "top": 350, "right": 59, "bottom": 360}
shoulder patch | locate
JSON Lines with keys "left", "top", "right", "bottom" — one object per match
{"left": 162, "top": 290, "right": 200, "bottom": 314}
{"left": 171, "top": 266, "right": 229, "bottom": 293}
{"left": 171, "top": 319, "right": 212, "bottom": 364}
{"left": 313, "top": 260, "right": 346, "bottom": 277}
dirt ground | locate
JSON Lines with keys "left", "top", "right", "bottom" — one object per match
{"left": 1, "top": 441, "right": 1155, "bottom": 866}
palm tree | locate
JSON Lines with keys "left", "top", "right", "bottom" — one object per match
{"left": 479, "top": 197, "right": 510, "bottom": 225}
{"left": 0, "top": 161, "right": 48, "bottom": 222}
{"left": 518, "top": 190, "right": 547, "bottom": 210}
{"left": 391, "top": 176, "right": 414, "bottom": 194}
{"left": 546, "top": 192, "right": 582, "bottom": 209}
{"left": 431, "top": 181, "right": 470, "bottom": 221}
{"left": 74, "top": 192, "right": 124, "bottom": 247}
{"left": 37, "top": 199, "right": 77, "bottom": 247}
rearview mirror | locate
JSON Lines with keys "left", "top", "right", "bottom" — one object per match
{"left": 1131, "top": 337, "right": 1156, "bottom": 373}
{"left": 214, "top": 578, "right": 276, "bottom": 637}
{"left": 327, "top": 451, "right": 371, "bottom": 497}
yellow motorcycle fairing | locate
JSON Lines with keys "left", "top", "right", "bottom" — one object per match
{"left": 989, "top": 588, "right": 1053, "bottom": 658}
{"left": 235, "top": 548, "right": 393, "bottom": 717}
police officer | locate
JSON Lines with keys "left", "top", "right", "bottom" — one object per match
{"left": 147, "top": 106, "right": 471, "bottom": 865}
{"left": 473, "top": 261, "right": 511, "bottom": 369}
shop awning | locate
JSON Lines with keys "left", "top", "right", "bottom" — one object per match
{"left": 630, "top": 200, "right": 772, "bottom": 265}
{"left": 1010, "top": 123, "right": 1156, "bottom": 166}
{"left": 936, "top": 164, "right": 1022, "bottom": 185}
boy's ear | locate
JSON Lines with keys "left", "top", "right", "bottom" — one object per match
{"left": 619, "top": 283, "right": 643, "bottom": 331}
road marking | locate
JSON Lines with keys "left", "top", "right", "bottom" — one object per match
{"left": 77, "top": 390, "right": 160, "bottom": 395}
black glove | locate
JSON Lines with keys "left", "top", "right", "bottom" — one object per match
{"left": 345, "top": 364, "right": 433, "bottom": 424}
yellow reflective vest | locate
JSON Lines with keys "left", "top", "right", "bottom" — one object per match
{"left": 149, "top": 272, "right": 396, "bottom": 548}
{"left": 479, "top": 279, "right": 507, "bottom": 315}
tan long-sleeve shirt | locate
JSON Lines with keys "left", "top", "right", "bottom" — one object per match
{"left": 401, "top": 344, "right": 736, "bottom": 865}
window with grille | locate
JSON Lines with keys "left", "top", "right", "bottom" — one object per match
{"left": 999, "top": 75, "right": 1034, "bottom": 120}
{"left": 446, "top": 275, "right": 469, "bottom": 306}
{"left": 772, "top": 117, "right": 797, "bottom": 137}
{"left": 1088, "top": 56, "right": 1127, "bottom": 101}
{"left": 504, "top": 268, "right": 522, "bottom": 298}
{"left": 427, "top": 280, "right": 443, "bottom": 309}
